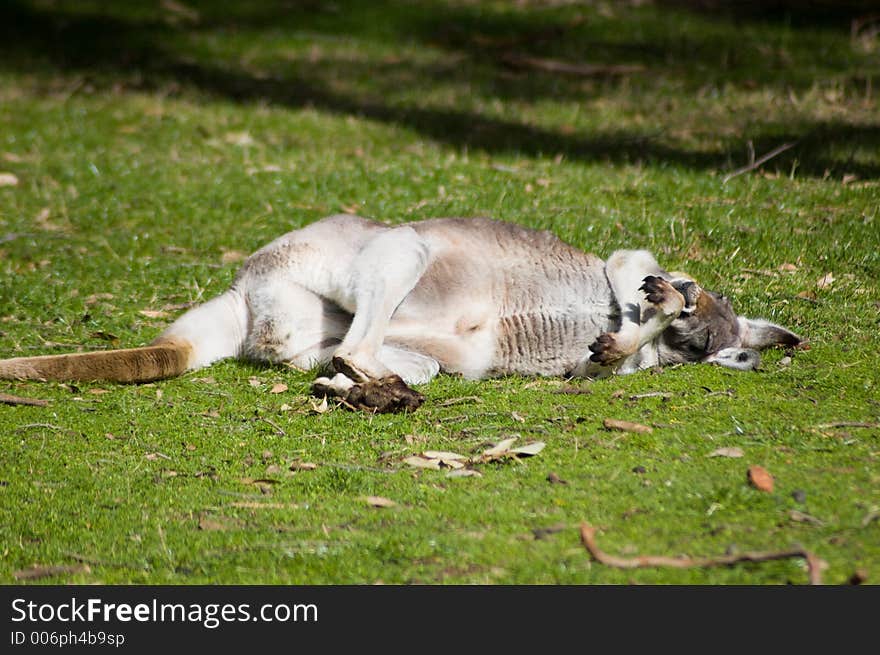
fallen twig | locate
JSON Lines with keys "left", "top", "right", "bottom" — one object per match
{"left": 603, "top": 418, "right": 653, "bottom": 433}
{"left": 501, "top": 53, "right": 644, "bottom": 77}
{"left": 13, "top": 564, "right": 91, "bottom": 581}
{"left": 14, "top": 422, "right": 79, "bottom": 436}
{"left": 437, "top": 395, "right": 483, "bottom": 407}
{"left": 816, "top": 421, "right": 878, "bottom": 429}
{"left": 579, "top": 523, "right": 824, "bottom": 584}
{"left": 229, "top": 501, "right": 300, "bottom": 510}
{"left": 552, "top": 386, "right": 593, "bottom": 396}
{"left": 257, "top": 416, "right": 285, "bottom": 436}
{"left": 722, "top": 141, "right": 797, "bottom": 184}
{"left": 629, "top": 392, "right": 673, "bottom": 400}
{"left": 64, "top": 552, "right": 149, "bottom": 571}
{"left": 0, "top": 392, "right": 49, "bottom": 407}
{"left": 861, "top": 510, "right": 879, "bottom": 528}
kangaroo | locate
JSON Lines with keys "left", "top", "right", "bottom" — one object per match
{"left": 0, "top": 215, "right": 801, "bottom": 412}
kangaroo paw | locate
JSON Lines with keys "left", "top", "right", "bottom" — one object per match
{"left": 589, "top": 332, "right": 629, "bottom": 365}
{"left": 639, "top": 276, "right": 685, "bottom": 315}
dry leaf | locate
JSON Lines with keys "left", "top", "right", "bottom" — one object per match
{"left": 421, "top": 450, "right": 467, "bottom": 469}
{"left": 35, "top": 207, "right": 62, "bottom": 231}
{"left": 88, "top": 388, "right": 110, "bottom": 395}
{"left": 403, "top": 455, "right": 441, "bottom": 470}
{"left": 848, "top": 569, "right": 868, "bottom": 585}
{"left": 603, "top": 418, "right": 653, "bottom": 433}
{"left": 446, "top": 469, "right": 482, "bottom": 478}
{"left": 224, "top": 131, "right": 255, "bottom": 146}
{"left": 269, "top": 383, "right": 288, "bottom": 394}
{"left": 245, "top": 477, "right": 279, "bottom": 486}
{"left": 221, "top": 250, "right": 247, "bottom": 264}
{"left": 482, "top": 437, "right": 518, "bottom": 457}
{"left": 0, "top": 172, "right": 19, "bottom": 187}
{"left": 747, "top": 465, "right": 774, "bottom": 492}
{"left": 789, "top": 510, "right": 824, "bottom": 525}
{"left": 363, "top": 495, "right": 396, "bottom": 508}
{"left": 423, "top": 450, "right": 467, "bottom": 461}
{"left": 90, "top": 330, "right": 119, "bottom": 342}
{"left": 85, "top": 292, "right": 114, "bottom": 305}
{"left": 309, "top": 396, "right": 330, "bottom": 414}
{"left": 246, "top": 164, "right": 283, "bottom": 175}
{"left": 708, "top": 447, "right": 744, "bottom": 458}
{"left": 240, "top": 477, "right": 278, "bottom": 495}
{"left": 510, "top": 441, "right": 546, "bottom": 456}
{"left": 139, "top": 309, "right": 170, "bottom": 319}
{"left": 248, "top": 377, "right": 262, "bottom": 387}
{"left": 479, "top": 437, "right": 545, "bottom": 462}
{"left": 198, "top": 515, "right": 240, "bottom": 531}
{"left": 816, "top": 272, "right": 835, "bottom": 289}
{"left": 778, "top": 262, "right": 798, "bottom": 272}
{"left": 289, "top": 461, "right": 318, "bottom": 471}
{"left": 161, "top": 0, "right": 200, "bottom": 23}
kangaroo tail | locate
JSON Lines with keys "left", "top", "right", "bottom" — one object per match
{"left": 0, "top": 339, "right": 193, "bottom": 383}
{"left": 0, "top": 289, "right": 248, "bottom": 383}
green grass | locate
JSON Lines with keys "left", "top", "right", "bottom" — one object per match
{"left": 0, "top": 0, "right": 878, "bottom": 584}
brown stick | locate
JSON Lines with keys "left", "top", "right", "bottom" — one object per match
{"left": 0, "top": 392, "right": 49, "bottom": 406}
{"left": 13, "top": 564, "right": 91, "bottom": 580}
{"left": 580, "top": 523, "right": 824, "bottom": 584}
{"left": 722, "top": 141, "right": 797, "bottom": 184}
{"left": 501, "top": 54, "right": 644, "bottom": 77}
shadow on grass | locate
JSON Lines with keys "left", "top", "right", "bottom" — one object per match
{"left": 1, "top": 0, "right": 878, "bottom": 177}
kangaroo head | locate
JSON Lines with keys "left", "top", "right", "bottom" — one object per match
{"left": 657, "top": 279, "right": 801, "bottom": 370}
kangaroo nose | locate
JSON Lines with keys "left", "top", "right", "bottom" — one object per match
{"left": 672, "top": 281, "right": 697, "bottom": 306}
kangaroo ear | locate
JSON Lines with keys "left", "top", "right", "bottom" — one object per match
{"left": 737, "top": 317, "right": 802, "bottom": 350}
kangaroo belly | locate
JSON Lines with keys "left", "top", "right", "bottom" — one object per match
{"left": 490, "top": 306, "right": 611, "bottom": 376}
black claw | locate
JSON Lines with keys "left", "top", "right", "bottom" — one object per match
{"left": 640, "top": 275, "right": 670, "bottom": 305}
{"left": 588, "top": 333, "right": 619, "bottom": 364}
{"left": 639, "top": 275, "right": 659, "bottom": 291}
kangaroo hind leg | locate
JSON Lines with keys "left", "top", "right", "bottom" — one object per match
{"left": 317, "top": 226, "right": 431, "bottom": 412}
{"left": 243, "top": 279, "right": 350, "bottom": 371}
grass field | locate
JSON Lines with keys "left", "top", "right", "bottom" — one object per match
{"left": 0, "top": 0, "right": 878, "bottom": 584}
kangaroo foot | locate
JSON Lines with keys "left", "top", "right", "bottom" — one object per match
{"left": 312, "top": 372, "right": 424, "bottom": 414}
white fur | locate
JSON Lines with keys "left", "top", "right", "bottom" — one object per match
{"left": 153, "top": 215, "right": 795, "bottom": 391}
